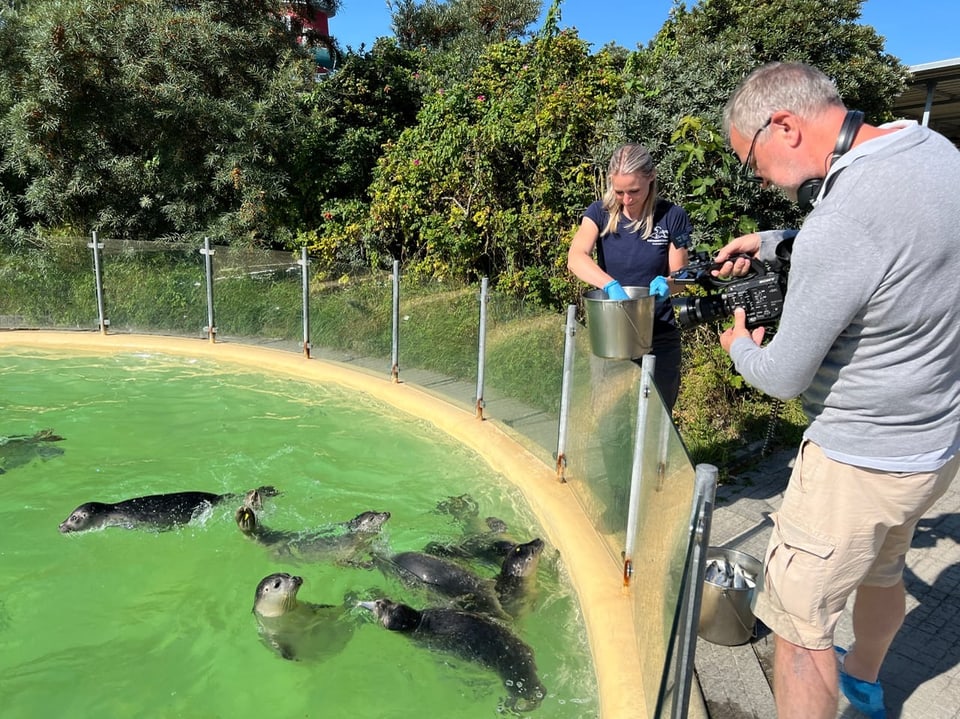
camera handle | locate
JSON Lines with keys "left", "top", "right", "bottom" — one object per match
{"left": 703, "top": 254, "right": 770, "bottom": 288}
{"left": 670, "top": 252, "right": 767, "bottom": 288}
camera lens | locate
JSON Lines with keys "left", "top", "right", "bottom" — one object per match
{"left": 672, "top": 295, "right": 729, "bottom": 330}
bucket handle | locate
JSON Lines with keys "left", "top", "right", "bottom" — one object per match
{"left": 615, "top": 300, "right": 648, "bottom": 345}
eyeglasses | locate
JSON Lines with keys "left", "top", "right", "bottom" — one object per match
{"left": 741, "top": 117, "right": 772, "bottom": 183}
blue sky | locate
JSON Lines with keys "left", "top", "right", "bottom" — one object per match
{"left": 329, "top": 0, "right": 958, "bottom": 68}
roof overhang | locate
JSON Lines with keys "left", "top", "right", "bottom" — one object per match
{"left": 893, "top": 58, "right": 960, "bottom": 144}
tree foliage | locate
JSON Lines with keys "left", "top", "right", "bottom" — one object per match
{"left": 362, "top": 14, "right": 626, "bottom": 306}
{"left": 389, "top": 0, "right": 541, "bottom": 84}
{"left": 0, "top": 7, "right": 29, "bottom": 240}
{"left": 293, "top": 38, "right": 426, "bottom": 264}
{"left": 390, "top": 0, "right": 540, "bottom": 51}
{"left": 0, "top": 0, "right": 912, "bottom": 288}
{"left": 0, "top": 0, "right": 317, "bottom": 242}
{"left": 611, "top": 0, "right": 908, "bottom": 248}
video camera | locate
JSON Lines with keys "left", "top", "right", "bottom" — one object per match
{"left": 670, "top": 240, "right": 792, "bottom": 330}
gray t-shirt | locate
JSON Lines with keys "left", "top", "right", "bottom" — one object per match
{"left": 730, "top": 122, "right": 960, "bottom": 469}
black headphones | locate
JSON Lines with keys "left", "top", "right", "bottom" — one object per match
{"left": 796, "top": 109, "right": 864, "bottom": 211}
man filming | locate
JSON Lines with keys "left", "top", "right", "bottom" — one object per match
{"left": 716, "top": 62, "right": 960, "bottom": 719}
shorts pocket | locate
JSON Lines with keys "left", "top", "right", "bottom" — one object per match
{"left": 764, "top": 513, "right": 837, "bottom": 628}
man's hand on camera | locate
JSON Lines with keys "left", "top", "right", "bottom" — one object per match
{"left": 720, "top": 307, "right": 765, "bottom": 353}
{"left": 713, "top": 233, "right": 762, "bottom": 279}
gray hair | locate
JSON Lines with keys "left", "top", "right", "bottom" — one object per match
{"left": 601, "top": 143, "right": 658, "bottom": 238}
{"left": 723, "top": 62, "right": 845, "bottom": 139}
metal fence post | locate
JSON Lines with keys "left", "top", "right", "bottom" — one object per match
{"left": 475, "top": 276, "right": 489, "bottom": 419}
{"left": 200, "top": 237, "right": 216, "bottom": 342}
{"left": 622, "top": 353, "right": 656, "bottom": 586}
{"left": 392, "top": 260, "right": 400, "bottom": 382}
{"left": 672, "top": 463, "right": 718, "bottom": 719}
{"left": 87, "top": 231, "right": 108, "bottom": 334}
{"left": 299, "top": 247, "right": 311, "bottom": 358}
{"left": 555, "top": 304, "right": 578, "bottom": 480}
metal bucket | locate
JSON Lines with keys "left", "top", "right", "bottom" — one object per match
{"left": 583, "top": 287, "right": 654, "bottom": 360}
{"left": 697, "top": 547, "right": 762, "bottom": 646}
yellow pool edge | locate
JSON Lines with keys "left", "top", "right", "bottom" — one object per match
{"left": 2, "top": 330, "right": 705, "bottom": 719}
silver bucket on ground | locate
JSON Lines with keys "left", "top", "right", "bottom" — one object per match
{"left": 583, "top": 286, "right": 654, "bottom": 360}
{"left": 697, "top": 547, "right": 762, "bottom": 646}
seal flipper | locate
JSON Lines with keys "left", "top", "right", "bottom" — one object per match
{"left": 459, "top": 588, "right": 510, "bottom": 622}
{"left": 236, "top": 486, "right": 280, "bottom": 511}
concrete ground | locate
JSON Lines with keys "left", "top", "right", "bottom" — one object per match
{"left": 695, "top": 447, "right": 960, "bottom": 719}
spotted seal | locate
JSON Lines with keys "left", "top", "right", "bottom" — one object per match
{"left": 432, "top": 494, "right": 508, "bottom": 536}
{"left": 492, "top": 538, "right": 545, "bottom": 619}
{"left": 252, "top": 572, "right": 352, "bottom": 662}
{"left": 378, "top": 536, "right": 545, "bottom": 619}
{"left": 58, "top": 485, "right": 277, "bottom": 533}
{"left": 374, "top": 550, "right": 509, "bottom": 618}
{"left": 0, "top": 429, "right": 64, "bottom": 474}
{"left": 359, "top": 597, "right": 545, "bottom": 712}
{"left": 422, "top": 516, "right": 514, "bottom": 565}
{"left": 235, "top": 506, "right": 390, "bottom": 566}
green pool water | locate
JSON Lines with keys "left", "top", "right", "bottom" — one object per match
{"left": 0, "top": 349, "right": 598, "bottom": 718}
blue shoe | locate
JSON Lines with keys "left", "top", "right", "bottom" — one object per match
{"left": 835, "top": 646, "right": 887, "bottom": 718}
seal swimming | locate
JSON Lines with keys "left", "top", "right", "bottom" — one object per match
{"left": 235, "top": 506, "right": 390, "bottom": 566}
{"left": 374, "top": 550, "right": 510, "bottom": 618}
{"left": 432, "top": 494, "right": 507, "bottom": 537}
{"left": 58, "top": 485, "right": 277, "bottom": 533}
{"left": 0, "top": 429, "right": 64, "bottom": 474}
{"left": 252, "top": 572, "right": 352, "bottom": 662}
{"left": 376, "top": 537, "right": 544, "bottom": 619}
{"left": 492, "top": 538, "right": 545, "bottom": 619}
{"left": 423, "top": 515, "right": 515, "bottom": 566}
{"left": 359, "top": 597, "right": 545, "bottom": 712}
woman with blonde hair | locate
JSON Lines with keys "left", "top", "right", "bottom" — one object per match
{"left": 567, "top": 143, "right": 692, "bottom": 409}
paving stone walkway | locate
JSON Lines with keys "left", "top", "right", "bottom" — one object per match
{"left": 696, "top": 448, "right": 960, "bottom": 719}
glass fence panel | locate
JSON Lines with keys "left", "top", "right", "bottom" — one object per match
{"left": 307, "top": 263, "right": 504, "bottom": 391}
{"left": 208, "top": 245, "right": 303, "bottom": 346}
{"left": 340, "top": 274, "right": 484, "bottom": 414}
{"left": 98, "top": 238, "right": 206, "bottom": 336}
{"left": 564, "top": 323, "right": 644, "bottom": 552}
{"left": 306, "top": 262, "right": 394, "bottom": 371}
{"left": 0, "top": 236, "right": 97, "bottom": 330}
{"left": 481, "top": 288, "right": 565, "bottom": 464}
{"left": 629, "top": 393, "right": 697, "bottom": 717}
{"left": 655, "top": 529, "right": 700, "bottom": 719}
{"left": 396, "top": 276, "right": 480, "bottom": 383}
{"left": 562, "top": 317, "right": 698, "bottom": 719}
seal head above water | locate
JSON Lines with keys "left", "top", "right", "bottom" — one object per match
{"left": 252, "top": 572, "right": 352, "bottom": 662}
{"left": 494, "top": 538, "right": 545, "bottom": 618}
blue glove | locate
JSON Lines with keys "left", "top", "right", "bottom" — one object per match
{"left": 603, "top": 279, "right": 630, "bottom": 301}
{"left": 648, "top": 275, "right": 669, "bottom": 299}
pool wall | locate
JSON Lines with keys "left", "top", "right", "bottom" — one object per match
{"left": 1, "top": 330, "right": 651, "bottom": 718}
